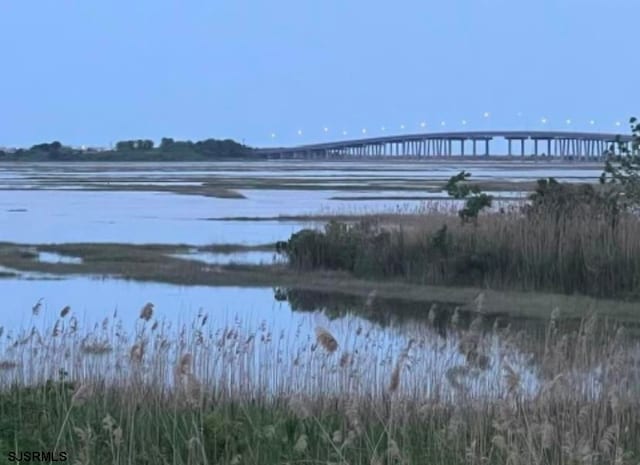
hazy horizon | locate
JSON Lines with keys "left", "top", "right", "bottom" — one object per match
{"left": 1, "top": 1, "right": 637, "bottom": 149}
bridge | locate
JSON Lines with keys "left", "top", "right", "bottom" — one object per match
{"left": 255, "top": 130, "right": 635, "bottom": 160}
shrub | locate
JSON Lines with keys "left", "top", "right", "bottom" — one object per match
{"left": 524, "top": 178, "right": 624, "bottom": 227}
{"left": 444, "top": 171, "right": 494, "bottom": 224}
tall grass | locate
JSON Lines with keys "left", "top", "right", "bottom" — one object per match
{"left": 0, "top": 301, "right": 639, "bottom": 464}
{"left": 281, "top": 202, "right": 640, "bottom": 299}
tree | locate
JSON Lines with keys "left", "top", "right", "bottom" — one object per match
{"left": 160, "top": 138, "right": 175, "bottom": 150}
{"left": 115, "top": 140, "right": 135, "bottom": 151}
{"left": 599, "top": 116, "right": 640, "bottom": 209}
{"left": 444, "top": 171, "right": 494, "bottom": 224}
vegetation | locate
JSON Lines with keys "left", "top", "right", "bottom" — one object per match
{"left": 0, "top": 302, "right": 639, "bottom": 464}
{"left": 444, "top": 170, "right": 494, "bottom": 223}
{"left": 3, "top": 119, "right": 640, "bottom": 464}
{"left": 277, "top": 118, "right": 640, "bottom": 301}
{"left": 278, "top": 200, "right": 640, "bottom": 299}
{"left": 0, "top": 138, "right": 253, "bottom": 161}
{"left": 600, "top": 116, "right": 640, "bottom": 207}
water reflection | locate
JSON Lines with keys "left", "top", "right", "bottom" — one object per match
{"left": 172, "top": 250, "right": 284, "bottom": 265}
{"left": 1, "top": 276, "right": 636, "bottom": 402}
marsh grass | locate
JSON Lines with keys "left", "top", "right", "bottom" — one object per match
{"left": 0, "top": 300, "right": 639, "bottom": 464}
{"left": 281, "top": 202, "right": 640, "bottom": 299}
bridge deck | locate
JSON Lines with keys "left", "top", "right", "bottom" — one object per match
{"left": 255, "top": 130, "right": 634, "bottom": 159}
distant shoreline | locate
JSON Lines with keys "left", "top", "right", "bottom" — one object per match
{"left": 0, "top": 154, "right": 607, "bottom": 164}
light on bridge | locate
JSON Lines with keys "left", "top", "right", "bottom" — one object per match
{"left": 361, "top": 128, "right": 367, "bottom": 134}
{"left": 297, "top": 129, "right": 303, "bottom": 136}
{"left": 420, "top": 121, "right": 426, "bottom": 128}
{"left": 483, "top": 112, "right": 490, "bottom": 118}
{"left": 400, "top": 124, "right": 405, "bottom": 130}
{"left": 461, "top": 120, "right": 467, "bottom": 126}
{"left": 342, "top": 130, "right": 348, "bottom": 136}
{"left": 590, "top": 120, "right": 596, "bottom": 126}
{"left": 381, "top": 126, "right": 386, "bottom": 132}
{"left": 541, "top": 117, "right": 548, "bottom": 125}
{"left": 615, "top": 121, "right": 622, "bottom": 127}
{"left": 440, "top": 121, "right": 446, "bottom": 127}
{"left": 566, "top": 119, "right": 572, "bottom": 125}
{"left": 323, "top": 127, "right": 329, "bottom": 133}
{"left": 270, "top": 133, "right": 276, "bottom": 139}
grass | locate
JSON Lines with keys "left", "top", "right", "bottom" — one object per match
{"left": 280, "top": 198, "right": 640, "bottom": 300}
{"left": 3, "top": 242, "right": 640, "bottom": 325}
{"left": 0, "top": 302, "right": 639, "bottom": 464}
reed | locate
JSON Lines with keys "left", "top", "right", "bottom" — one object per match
{"left": 282, "top": 203, "right": 640, "bottom": 299}
{"left": 0, "top": 301, "right": 639, "bottom": 464}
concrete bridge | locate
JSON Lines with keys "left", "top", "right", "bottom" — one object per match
{"left": 255, "top": 130, "right": 635, "bottom": 160}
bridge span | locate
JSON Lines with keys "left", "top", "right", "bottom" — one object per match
{"left": 255, "top": 130, "right": 635, "bottom": 160}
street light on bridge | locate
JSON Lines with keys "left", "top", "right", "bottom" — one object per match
{"left": 297, "top": 129, "right": 303, "bottom": 136}
{"left": 461, "top": 119, "right": 467, "bottom": 126}
{"left": 420, "top": 121, "right": 427, "bottom": 129}
{"left": 361, "top": 128, "right": 367, "bottom": 135}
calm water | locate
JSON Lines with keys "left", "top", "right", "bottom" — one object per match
{"left": 0, "top": 161, "right": 632, "bottom": 398}
{"left": 0, "top": 161, "right": 597, "bottom": 244}
{"left": 0, "top": 275, "right": 543, "bottom": 398}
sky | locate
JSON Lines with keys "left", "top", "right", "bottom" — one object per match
{"left": 0, "top": 1, "right": 638, "bottom": 148}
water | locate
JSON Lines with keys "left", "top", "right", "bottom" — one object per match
{"left": 0, "top": 276, "right": 542, "bottom": 399}
{"left": 0, "top": 161, "right": 599, "bottom": 244}
{"left": 38, "top": 251, "right": 83, "bottom": 265}
{"left": 172, "top": 250, "right": 284, "bottom": 265}
{"left": 0, "top": 161, "right": 633, "bottom": 399}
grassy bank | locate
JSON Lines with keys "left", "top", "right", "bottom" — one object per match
{"left": 3, "top": 242, "right": 640, "bottom": 323}
{"left": 1, "top": 306, "right": 639, "bottom": 464}
{"left": 280, "top": 197, "right": 640, "bottom": 300}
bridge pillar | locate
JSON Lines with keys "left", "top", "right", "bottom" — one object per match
{"left": 460, "top": 139, "right": 465, "bottom": 156}
{"left": 484, "top": 139, "right": 489, "bottom": 156}
{"left": 507, "top": 139, "right": 512, "bottom": 157}
{"left": 472, "top": 139, "right": 477, "bottom": 156}
{"left": 547, "top": 139, "right": 552, "bottom": 157}
{"left": 534, "top": 139, "right": 538, "bottom": 156}
{"left": 521, "top": 139, "right": 525, "bottom": 157}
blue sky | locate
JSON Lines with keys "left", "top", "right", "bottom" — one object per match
{"left": 0, "top": 1, "right": 637, "bottom": 148}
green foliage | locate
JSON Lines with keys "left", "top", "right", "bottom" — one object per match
{"left": 115, "top": 139, "right": 154, "bottom": 151}
{"left": 600, "top": 116, "right": 640, "bottom": 207}
{"left": 277, "top": 221, "right": 369, "bottom": 272}
{"left": 2, "top": 137, "right": 253, "bottom": 161}
{"left": 279, "top": 202, "right": 640, "bottom": 298}
{"left": 524, "top": 177, "right": 624, "bottom": 226}
{"left": 444, "top": 171, "right": 494, "bottom": 223}
{"left": 203, "top": 410, "right": 250, "bottom": 462}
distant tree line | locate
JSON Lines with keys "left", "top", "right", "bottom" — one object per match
{"left": 0, "top": 137, "right": 254, "bottom": 161}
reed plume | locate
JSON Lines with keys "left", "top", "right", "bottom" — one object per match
{"left": 315, "top": 327, "right": 338, "bottom": 353}
{"left": 60, "top": 305, "right": 70, "bottom": 318}
{"left": 139, "top": 302, "right": 154, "bottom": 321}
